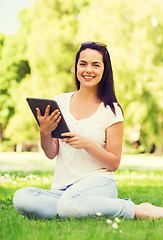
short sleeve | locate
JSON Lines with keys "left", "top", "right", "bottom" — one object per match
{"left": 52, "top": 94, "right": 64, "bottom": 111}
{"left": 52, "top": 93, "right": 64, "bottom": 102}
{"left": 52, "top": 92, "right": 74, "bottom": 119}
{"left": 105, "top": 103, "right": 124, "bottom": 128}
{"left": 53, "top": 92, "right": 73, "bottom": 106}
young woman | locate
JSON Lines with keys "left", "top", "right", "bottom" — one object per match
{"left": 13, "top": 42, "right": 163, "bottom": 219}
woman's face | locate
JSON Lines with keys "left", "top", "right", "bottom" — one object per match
{"left": 77, "top": 48, "right": 104, "bottom": 90}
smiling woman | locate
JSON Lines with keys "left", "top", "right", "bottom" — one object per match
{"left": 13, "top": 41, "right": 163, "bottom": 220}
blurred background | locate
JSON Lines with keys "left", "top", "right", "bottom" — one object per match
{"left": 0, "top": 0, "right": 162, "bottom": 155}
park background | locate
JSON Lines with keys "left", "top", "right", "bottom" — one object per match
{"left": 0, "top": 1, "right": 163, "bottom": 240}
{"left": 0, "top": 0, "right": 163, "bottom": 155}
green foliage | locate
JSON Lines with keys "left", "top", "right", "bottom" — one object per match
{"left": 27, "top": 0, "right": 86, "bottom": 97}
{"left": 76, "top": 0, "right": 163, "bottom": 152}
{"left": 0, "top": 9, "right": 31, "bottom": 145}
{"left": 4, "top": 0, "right": 89, "bottom": 145}
{"left": 0, "top": 0, "right": 163, "bottom": 152}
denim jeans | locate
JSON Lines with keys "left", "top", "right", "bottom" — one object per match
{"left": 13, "top": 175, "right": 135, "bottom": 219}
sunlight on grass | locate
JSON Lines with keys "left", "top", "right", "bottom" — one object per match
{"left": 116, "top": 170, "right": 163, "bottom": 187}
{"left": 0, "top": 152, "right": 54, "bottom": 172}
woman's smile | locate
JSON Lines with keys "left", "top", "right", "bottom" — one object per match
{"left": 82, "top": 75, "right": 95, "bottom": 81}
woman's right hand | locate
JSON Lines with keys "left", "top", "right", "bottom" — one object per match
{"left": 36, "top": 105, "right": 61, "bottom": 136}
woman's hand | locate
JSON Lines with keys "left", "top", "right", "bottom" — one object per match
{"left": 36, "top": 105, "right": 61, "bottom": 136}
{"left": 61, "top": 132, "right": 89, "bottom": 149}
{"left": 62, "top": 122, "right": 124, "bottom": 172}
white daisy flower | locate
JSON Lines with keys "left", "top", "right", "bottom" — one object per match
{"left": 96, "top": 212, "right": 102, "bottom": 217}
{"left": 115, "top": 217, "right": 121, "bottom": 223}
{"left": 106, "top": 219, "right": 112, "bottom": 224}
{"left": 112, "top": 223, "right": 118, "bottom": 229}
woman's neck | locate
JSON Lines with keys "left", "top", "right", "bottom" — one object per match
{"left": 76, "top": 87, "right": 100, "bottom": 103}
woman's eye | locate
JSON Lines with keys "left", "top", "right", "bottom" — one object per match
{"left": 94, "top": 64, "right": 100, "bottom": 67}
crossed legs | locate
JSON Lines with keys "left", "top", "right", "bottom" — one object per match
{"left": 13, "top": 175, "right": 163, "bottom": 219}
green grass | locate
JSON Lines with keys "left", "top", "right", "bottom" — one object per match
{"left": 0, "top": 153, "right": 163, "bottom": 240}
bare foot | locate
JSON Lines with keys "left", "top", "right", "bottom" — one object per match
{"left": 134, "top": 203, "right": 163, "bottom": 219}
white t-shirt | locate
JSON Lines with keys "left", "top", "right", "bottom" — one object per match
{"left": 51, "top": 92, "right": 124, "bottom": 189}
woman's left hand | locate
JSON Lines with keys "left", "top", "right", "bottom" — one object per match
{"left": 61, "top": 132, "right": 89, "bottom": 149}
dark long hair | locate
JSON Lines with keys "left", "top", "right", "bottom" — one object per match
{"left": 75, "top": 42, "right": 123, "bottom": 115}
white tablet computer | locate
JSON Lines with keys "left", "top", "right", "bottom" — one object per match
{"left": 26, "top": 97, "right": 70, "bottom": 139}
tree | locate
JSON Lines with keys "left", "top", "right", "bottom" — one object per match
{"left": 0, "top": 9, "right": 31, "bottom": 150}
{"left": 0, "top": 33, "right": 5, "bottom": 151}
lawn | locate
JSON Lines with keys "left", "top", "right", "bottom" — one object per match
{"left": 0, "top": 152, "right": 163, "bottom": 240}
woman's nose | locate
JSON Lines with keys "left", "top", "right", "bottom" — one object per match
{"left": 85, "top": 64, "right": 92, "bottom": 73}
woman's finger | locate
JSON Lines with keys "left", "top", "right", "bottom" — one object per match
{"left": 61, "top": 132, "right": 76, "bottom": 138}
{"left": 54, "top": 116, "right": 61, "bottom": 126}
{"left": 51, "top": 116, "right": 61, "bottom": 130}
{"left": 63, "top": 137, "right": 78, "bottom": 143}
{"left": 44, "top": 105, "right": 50, "bottom": 117}
{"left": 51, "top": 111, "right": 60, "bottom": 122}
{"left": 36, "top": 108, "right": 42, "bottom": 118}
{"left": 49, "top": 109, "right": 59, "bottom": 120}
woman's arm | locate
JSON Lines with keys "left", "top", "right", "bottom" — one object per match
{"left": 36, "top": 106, "right": 61, "bottom": 159}
{"left": 86, "top": 122, "right": 124, "bottom": 171}
{"left": 61, "top": 121, "right": 124, "bottom": 171}
{"left": 40, "top": 132, "right": 59, "bottom": 159}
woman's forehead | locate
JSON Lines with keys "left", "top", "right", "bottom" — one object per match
{"left": 79, "top": 48, "right": 103, "bottom": 62}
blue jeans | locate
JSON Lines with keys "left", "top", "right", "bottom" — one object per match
{"left": 13, "top": 175, "right": 135, "bottom": 219}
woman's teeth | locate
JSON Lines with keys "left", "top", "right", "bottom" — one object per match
{"left": 83, "top": 76, "right": 94, "bottom": 79}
